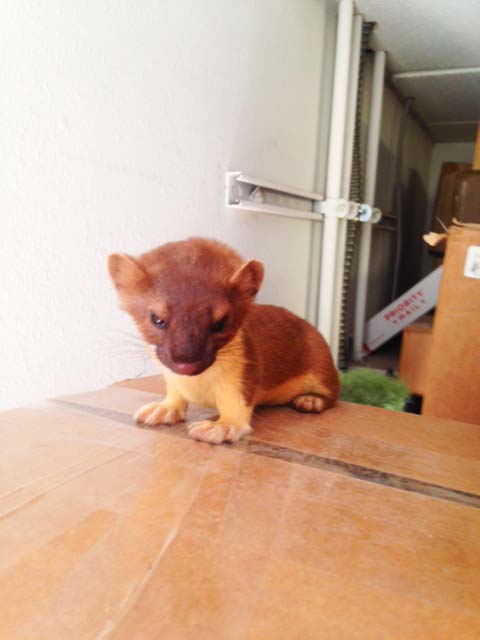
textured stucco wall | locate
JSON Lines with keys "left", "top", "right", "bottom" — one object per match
{"left": 1, "top": 0, "right": 336, "bottom": 410}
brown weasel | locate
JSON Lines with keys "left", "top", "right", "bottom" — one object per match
{"left": 108, "top": 238, "right": 339, "bottom": 444}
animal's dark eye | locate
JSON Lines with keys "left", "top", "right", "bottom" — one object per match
{"left": 150, "top": 312, "right": 168, "bottom": 329}
{"left": 211, "top": 316, "right": 228, "bottom": 333}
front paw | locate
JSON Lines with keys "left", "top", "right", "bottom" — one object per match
{"left": 134, "top": 402, "right": 185, "bottom": 427}
{"left": 187, "top": 420, "right": 252, "bottom": 445}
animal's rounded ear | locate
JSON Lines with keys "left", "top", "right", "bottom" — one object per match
{"left": 108, "top": 253, "right": 149, "bottom": 294}
{"left": 229, "top": 259, "right": 264, "bottom": 299}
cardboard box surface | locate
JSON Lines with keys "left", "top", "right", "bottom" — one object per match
{"left": 423, "top": 225, "right": 480, "bottom": 424}
{"left": 399, "top": 324, "right": 433, "bottom": 396}
{"left": 1, "top": 378, "right": 480, "bottom": 637}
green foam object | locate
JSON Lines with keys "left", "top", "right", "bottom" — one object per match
{"left": 339, "top": 369, "right": 409, "bottom": 412}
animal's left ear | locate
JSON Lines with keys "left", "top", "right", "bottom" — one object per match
{"left": 229, "top": 259, "right": 264, "bottom": 299}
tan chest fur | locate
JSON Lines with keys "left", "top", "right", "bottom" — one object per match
{"left": 165, "top": 363, "right": 222, "bottom": 407}
{"left": 157, "top": 332, "right": 246, "bottom": 409}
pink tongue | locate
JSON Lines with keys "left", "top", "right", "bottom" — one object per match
{"left": 174, "top": 362, "right": 200, "bottom": 375}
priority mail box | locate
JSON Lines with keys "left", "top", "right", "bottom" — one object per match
{"left": 364, "top": 267, "right": 443, "bottom": 353}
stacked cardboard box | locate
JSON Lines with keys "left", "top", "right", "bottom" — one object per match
{"left": 400, "top": 124, "right": 480, "bottom": 424}
{"left": 399, "top": 322, "right": 433, "bottom": 397}
{"left": 422, "top": 224, "right": 480, "bottom": 424}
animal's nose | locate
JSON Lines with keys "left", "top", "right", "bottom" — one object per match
{"left": 169, "top": 331, "right": 206, "bottom": 368}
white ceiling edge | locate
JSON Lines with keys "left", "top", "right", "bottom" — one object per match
{"left": 394, "top": 71, "right": 480, "bottom": 121}
{"left": 355, "top": 0, "right": 480, "bottom": 72}
{"left": 354, "top": 0, "right": 480, "bottom": 143}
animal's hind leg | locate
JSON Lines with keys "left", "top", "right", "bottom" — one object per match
{"left": 289, "top": 369, "right": 338, "bottom": 414}
{"left": 291, "top": 394, "right": 333, "bottom": 414}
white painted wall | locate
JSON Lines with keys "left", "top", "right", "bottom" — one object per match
{"left": 344, "top": 59, "right": 433, "bottom": 335}
{"left": 367, "top": 81, "right": 433, "bottom": 311}
{"left": 1, "top": 0, "right": 336, "bottom": 410}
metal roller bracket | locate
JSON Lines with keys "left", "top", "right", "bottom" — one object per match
{"left": 226, "top": 172, "right": 382, "bottom": 224}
